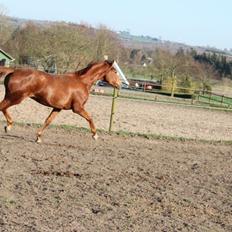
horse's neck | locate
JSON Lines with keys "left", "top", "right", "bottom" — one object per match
{"left": 81, "top": 66, "right": 107, "bottom": 90}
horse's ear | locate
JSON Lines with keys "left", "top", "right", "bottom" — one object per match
{"left": 105, "top": 59, "right": 114, "bottom": 67}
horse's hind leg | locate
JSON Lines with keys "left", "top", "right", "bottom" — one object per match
{"left": 0, "top": 94, "right": 27, "bottom": 132}
{"left": 36, "top": 108, "right": 61, "bottom": 143}
{"left": 0, "top": 99, "right": 13, "bottom": 132}
{"left": 2, "top": 109, "right": 13, "bottom": 132}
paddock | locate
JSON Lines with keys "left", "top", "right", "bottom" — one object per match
{"left": 0, "top": 85, "right": 232, "bottom": 231}
{"left": 0, "top": 124, "right": 231, "bottom": 231}
{"left": 0, "top": 85, "right": 232, "bottom": 141}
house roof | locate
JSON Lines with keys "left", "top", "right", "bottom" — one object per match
{"left": 0, "top": 49, "right": 15, "bottom": 61}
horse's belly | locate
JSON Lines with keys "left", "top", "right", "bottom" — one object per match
{"left": 31, "top": 93, "right": 72, "bottom": 110}
{"left": 30, "top": 97, "right": 53, "bottom": 108}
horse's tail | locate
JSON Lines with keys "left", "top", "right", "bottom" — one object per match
{"left": 0, "top": 66, "right": 14, "bottom": 79}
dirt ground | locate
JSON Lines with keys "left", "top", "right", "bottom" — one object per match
{"left": 0, "top": 86, "right": 232, "bottom": 231}
{"left": 0, "top": 124, "right": 231, "bottom": 232}
{"left": 1, "top": 85, "right": 232, "bottom": 141}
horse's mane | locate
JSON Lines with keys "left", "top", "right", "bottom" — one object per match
{"left": 76, "top": 61, "right": 97, "bottom": 76}
{"left": 75, "top": 60, "right": 113, "bottom": 76}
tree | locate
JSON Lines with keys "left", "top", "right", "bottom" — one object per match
{"left": 193, "top": 52, "right": 232, "bottom": 79}
{"left": 6, "top": 22, "right": 125, "bottom": 72}
{"left": 94, "top": 25, "right": 122, "bottom": 61}
{"left": 193, "top": 62, "right": 218, "bottom": 91}
{"left": 7, "top": 22, "right": 96, "bottom": 72}
{"left": 0, "top": 4, "right": 13, "bottom": 47}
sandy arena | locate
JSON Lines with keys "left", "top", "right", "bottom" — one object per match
{"left": 1, "top": 85, "right": 232, "bottom": 141}
{"left": 0, "top": 86, "right": 232, "bottom": 231}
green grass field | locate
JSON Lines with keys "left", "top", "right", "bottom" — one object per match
{"left": 198, "top": 93, "right": 232, "bottom": 107}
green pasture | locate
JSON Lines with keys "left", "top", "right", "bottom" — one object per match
{"left": 198, "top": 93, "right": 232, "bottom": 108}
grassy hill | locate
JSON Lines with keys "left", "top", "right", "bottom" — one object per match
{"left": 118, "top": 30, "right": 232, "bottom": 57}
{"left": 5, "top": 16, "right": 232, "bottom": 58}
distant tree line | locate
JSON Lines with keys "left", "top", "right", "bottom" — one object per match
{"left": 1, "top": 8, "right": 231, "bottom": 92}
{"left": 192, "top": 50, "right": 232, "bottom": 78}
{"left": 1, "top": 21, "right": 125, "bottom": 73}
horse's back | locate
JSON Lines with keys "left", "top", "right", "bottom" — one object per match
{"left": 5, "top": 68, "right": 48, "bottom": 95}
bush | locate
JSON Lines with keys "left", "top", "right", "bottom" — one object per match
{"left": 177, "top": 76, "right": 195, "bottom": 94}
{"left": 202, "top": 82, "right": 212, "bottom": 92}
{"left": 162, "top": 77, "right": 176, "bottom": 92}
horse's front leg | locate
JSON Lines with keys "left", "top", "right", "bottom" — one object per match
{"left": 73, "top": 106, "right": 98, "bottom": 140}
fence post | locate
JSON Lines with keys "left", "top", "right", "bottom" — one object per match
{"left": 209, "top": 92, "right": 212, "bottom": 104}
{"left": 143, "top": 82, "right": 146, "bottom": 92}
{"left": 191, "top": 94, "right": 195, "bottom": 105}
{"left": 171, "top": 76, "right": 176, "bottom": 97}
{"left": 197, "top": 90, "right": 200, "bottom": 102}
{"left": 221, "top": 95, "right": 224, "bottom": 106}
{"left": 109, "top": 88, "right": 118, "bottom": 132}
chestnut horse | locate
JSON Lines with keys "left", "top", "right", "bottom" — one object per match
{"left": 0, "top": 60, "right": 121, "bottom": 142}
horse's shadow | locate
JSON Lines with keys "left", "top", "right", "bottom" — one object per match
{"left": 0, "top": 133, "right": 34, "bottom": 142}
{"left": 0, "top": 132, "right": 82, "bottom": 150}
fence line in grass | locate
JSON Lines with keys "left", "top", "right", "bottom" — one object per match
{"left": 127, "top": 80, "right": 232, "bottom": 108}
{"left": 93, "top": 82, "right": 232, "bottom": 109}
{"left": 197, "top": 90, "right": 232, "bottom": 108}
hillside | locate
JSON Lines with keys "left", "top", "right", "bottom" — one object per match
{"left": 1, "top": 15, "right": 232, "bottom": 89}
{"left": 118, "top": 30, "right": 232, "bottom": 57}
{"left": 5, "top": 16, "right": 232, "bottom": 58}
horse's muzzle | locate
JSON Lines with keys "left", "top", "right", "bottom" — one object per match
{"left": 115, "top": 83, "right": 121, "bottom": 89}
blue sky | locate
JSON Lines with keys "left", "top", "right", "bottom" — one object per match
{"left": 1, "top": 0, "right": 231, "bottom": 50}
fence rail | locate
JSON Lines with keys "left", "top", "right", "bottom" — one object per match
{"left": 197, "top": 90, "right": 232, "bottom": 108}
{"left": 93, "top": 83, "right": 232, "bottom": 110}
{"left": 127, "top": 80, "right": 232, "bottom": 108}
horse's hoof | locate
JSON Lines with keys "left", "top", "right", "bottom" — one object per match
{"left": 36, "top": 137, "right": 42, "bottom": 143}
{"left": 4, "top": 126, "right": 11, "bottom": 133}
{"left": 93, "top": 134, "right": 98, "bottom": 140}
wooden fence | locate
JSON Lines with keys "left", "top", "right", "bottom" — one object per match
{"left": 128, "top": 80, "right": 232, "bottom": 108}
{"left": 197, "top": 90, "right": 232, "bottom": 108}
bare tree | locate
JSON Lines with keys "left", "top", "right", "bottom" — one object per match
{"left": 95, "top": 25, "right": 121, "bottom": 61}
{"left": 7, "top": 22, "right": 96, "bottom": 72}
{"left": 0, "top": 4, "right": 13, "bottom": 47}
{"left": 193, "top": 62, "right": 218, "bottom": 91}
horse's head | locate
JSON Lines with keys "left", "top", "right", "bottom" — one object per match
{"left": 103, "top": 60, "right": 121, "bottom": 89}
